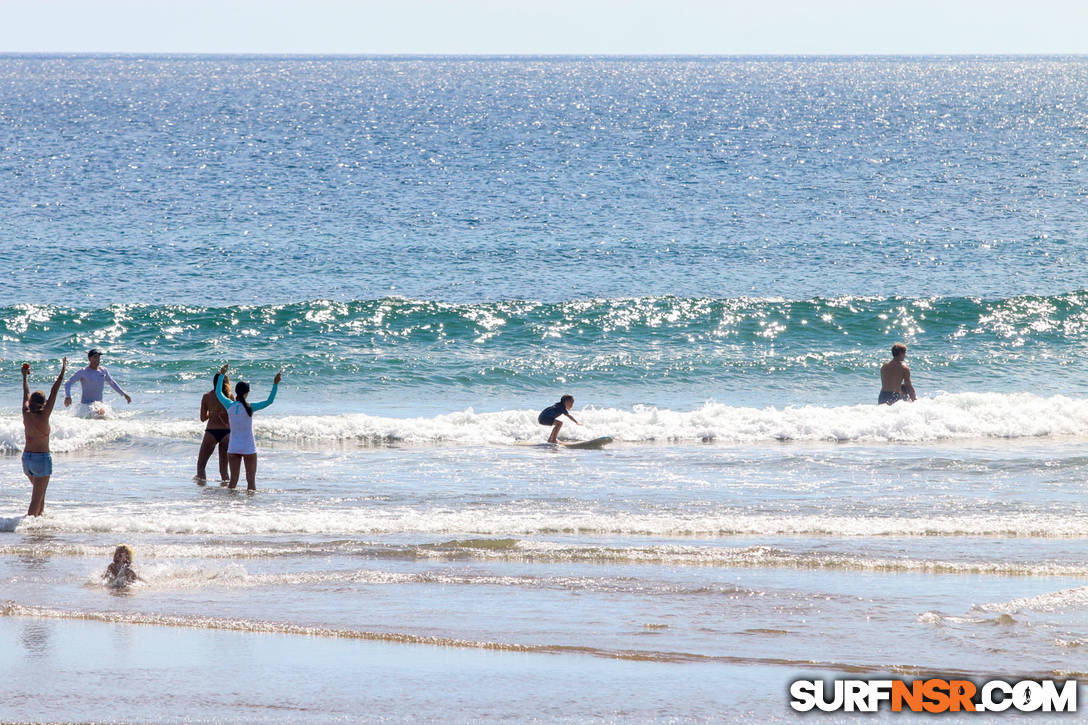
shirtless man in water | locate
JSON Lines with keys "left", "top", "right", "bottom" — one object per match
{"left": 22, "top": 357, "right": 67, "bottom": 516}
{"left": 879, "top": 343, "right": 916, "bottom": 405}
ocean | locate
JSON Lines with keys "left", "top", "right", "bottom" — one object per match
{"left": 1, "top": 55, "right": 1087, "bottom": 722}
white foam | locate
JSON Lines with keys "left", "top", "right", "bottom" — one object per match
{"left": 0, "top": 413, "right": 199, "bottom": 453}
{"left": 976, "top": 586, "right": 1088, "bottom": 614}
{"left": 115, "top": 561, "right": 251, "bottom": 589}
{"left": 1, "top": 392, "right": 1087, "bottom": 452}
{"left": 917, "top": 611, "right": 1011, "bottom": 627}
{"left": 18, "top": 507, "right": 1088, "bottom": 539}
{"left": 253, "top": 393, "right": 1088, "bottom": 444}
{"left": 4, "top": 540, "right": 1081, "bottom": 578}
{"left": 0, "top": 603, "right": 724, "bottom": 663}
{"left": 75, "top": 402, "right": 115, "bottom": 420}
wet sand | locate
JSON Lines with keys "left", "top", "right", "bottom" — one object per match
{"left": 0, "top": 615, "right": 803, "bottom": 723}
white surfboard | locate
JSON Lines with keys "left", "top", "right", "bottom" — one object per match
{"left": 516, "top": 436, "right": 613, "bottom": 450}
{"left": 559, "top": 436, "right": 613, "bottom": 450}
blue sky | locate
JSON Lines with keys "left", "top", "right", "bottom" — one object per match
{"left": 1, "top": 0, "right": 1085, "bottom": 55}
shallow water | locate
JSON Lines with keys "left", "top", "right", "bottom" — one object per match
{"left": 4, "top": 437, "right": 1088, "bottom": 720}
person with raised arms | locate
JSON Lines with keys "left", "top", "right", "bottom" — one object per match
{"left": 64, "top": 348, "right": 131, "bottom": 414}
{"left": 214, "top": 363, "right": 281, "bottom": 491}
{"left": 22, "top": 357, "right": 67, "bottom": 516}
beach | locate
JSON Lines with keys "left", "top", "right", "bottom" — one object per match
{"left": 2, "top": 56, "right": 1088, "bottom": 722}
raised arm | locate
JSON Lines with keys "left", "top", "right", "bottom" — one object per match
{"left": 214, "top": 367, "right": 233, "bottom": 409}
{"left": 45, "top": 358, "right": 68, "bottom": 414}
{"left": 21, "top": 363, "right": 30, "bottom": 413}
{"left": 250, "top": 370, "right": 282, "bottom": 412}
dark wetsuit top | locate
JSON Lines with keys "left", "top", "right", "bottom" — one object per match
{"left": 538, "top": 402, "right": 569, "bottom": 425}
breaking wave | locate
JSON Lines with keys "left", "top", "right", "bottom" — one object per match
{"left": 1, "top": 392, "right": 1087, "bottom": 452}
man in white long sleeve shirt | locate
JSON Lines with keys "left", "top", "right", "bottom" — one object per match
{"left": 64, "top": 349, "right": 132, "bottom": 408}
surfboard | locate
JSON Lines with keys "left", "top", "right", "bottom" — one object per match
{"left": 560, "top": 436, "right": 613, "bottom": 450}
{"left": 515, "top": 436, "right": 613, "bottom": 450}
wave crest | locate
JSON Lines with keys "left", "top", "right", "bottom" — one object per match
{"left": 1, "top": 392, "right": 1087, "bottom": 452}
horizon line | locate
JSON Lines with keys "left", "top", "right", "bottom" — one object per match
{"left": 2, "top": 51, "right": 1087, "bottom": 60}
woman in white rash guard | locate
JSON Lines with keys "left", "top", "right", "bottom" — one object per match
{"left": 214, "top": 363, "right": 282, "bottom": 490}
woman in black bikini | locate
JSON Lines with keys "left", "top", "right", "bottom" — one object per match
{"left": 197, "top": 370, "right": 233, "bottom": 482}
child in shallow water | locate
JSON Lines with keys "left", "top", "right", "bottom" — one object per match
{"left": 105, "top": 544, "right": 142, "bottom": 585}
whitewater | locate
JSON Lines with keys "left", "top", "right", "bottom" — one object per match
{"left": 0, "top": 392, "right": 1086, "bottom": 455}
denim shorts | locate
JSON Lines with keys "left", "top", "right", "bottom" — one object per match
{"left": 22, "top": 451, "right": 53, "bottom": 477}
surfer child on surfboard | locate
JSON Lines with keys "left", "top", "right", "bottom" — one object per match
{"left": 538, "top": 395, "right": 581, "bottom": 443}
